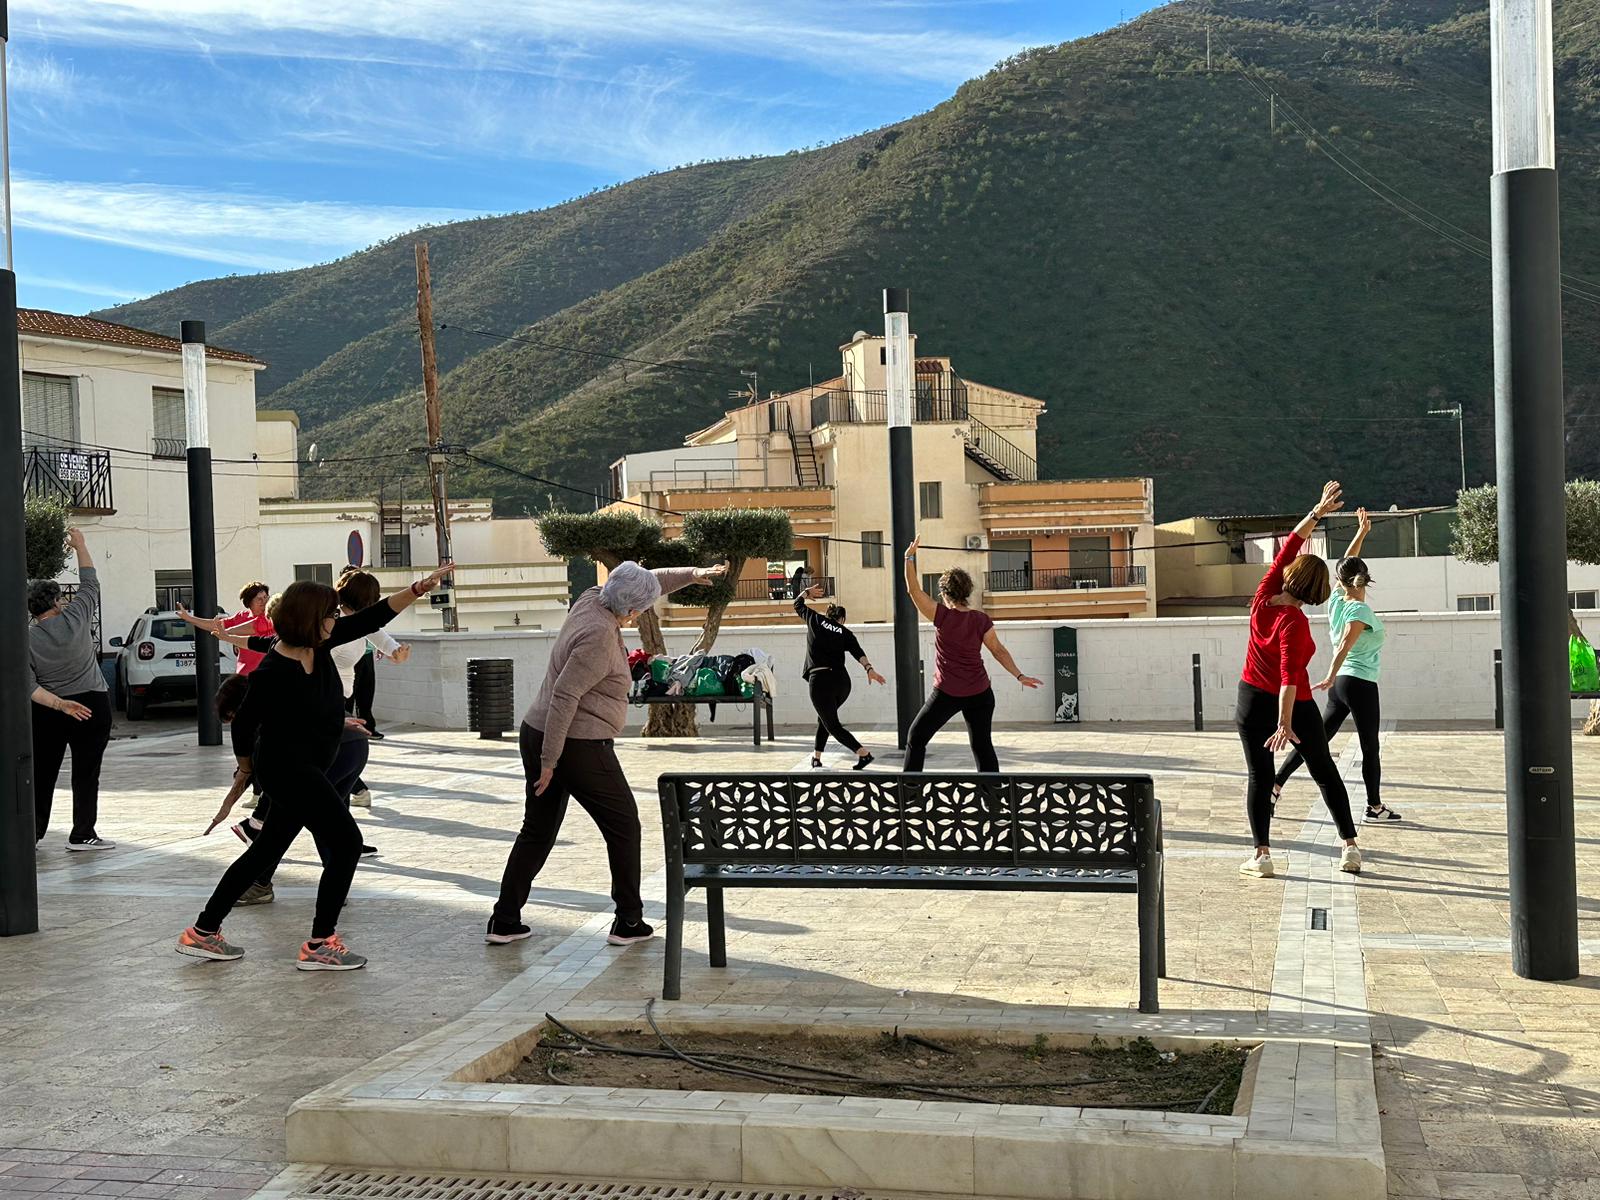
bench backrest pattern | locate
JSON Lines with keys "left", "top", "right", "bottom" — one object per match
{"left": 661, "top": 773, "right": 1155, "bottom": 869}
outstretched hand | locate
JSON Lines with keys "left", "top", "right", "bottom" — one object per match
{"left": 417, "top": 561, "right": 454, "bottom": 593}
{"left": 1315, "top": 480, "right": 1343, "bottom": 518}
{"left": 867, "top": 669, "right": 887, "bottom": 686}
{"left": 1018, "top": 674, "right": 1043, "bottom": 689}
{"left": 175, "top": 602, "right": 224, "bottom": 636}
{"left": 695, "top": 562, "right": 730, "bottom": 581}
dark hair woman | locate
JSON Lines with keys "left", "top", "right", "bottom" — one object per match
{"left": 1272, "top": 507, "right": 1400, "bottom": 823}
{"left": 793, "top": 583, "right": 886, "bottom": 769}
{"left": 222, "top": 580, "right": 275, "bottom": 676}
{"left": 27, "top": 527, "right": 114, "bottom": 851}
{"left": 901, "top": 536, "right": 1042, "bottom": 772}
{"left": 175, "top": 562, "right": 452, "bottom": 971}
{"left": 1237, "top": 482, "right": 1360, "bottom": 879}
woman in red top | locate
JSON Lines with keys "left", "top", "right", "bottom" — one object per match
{"left": 902, "top": 536, "right": 1042, "bottom": 771}
{"left": 1237, "top": 481, "right": 1360, "bottom": 878}
{"left": 222, "top": 581, "right": 274, "bottom": 675}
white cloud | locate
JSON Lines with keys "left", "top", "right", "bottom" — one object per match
{"left": 21, "top": 275, "right": 142, "bottom": 302}
{"left": 11, "top": 176, "right": 476, "bottom": 270}
{"left": 13, "top": 0, "right": 1032, "bottom": 84}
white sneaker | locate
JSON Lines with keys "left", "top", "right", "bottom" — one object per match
{"left": 350, "top": 788, "right": 372, "bottom": 808}
{"left": 1340, "top": 845, "right": 1362, "bottom": 874}
{"left": 1240, "top": 852, "right": 1274, "bottom": 878}
{"left": 66, "top": 836, "right": 115, "bottom": 851}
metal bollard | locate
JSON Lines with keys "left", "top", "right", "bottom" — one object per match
{"left": 1494, "top": 649, "right": 1504, "bottom": 731}
{"left": 1192, "top": 653, "right": 1204, "bottom": 732}
{"left": 467, "top": 658, "right": 515, "bottom": 740}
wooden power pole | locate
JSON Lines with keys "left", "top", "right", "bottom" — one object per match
{"left": 414, "top": 241, "right": 457, "bottom": 631}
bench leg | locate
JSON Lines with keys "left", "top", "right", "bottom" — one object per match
{"left": 1158, "top": 867, "right": 1168, "bottom": 978}
{"left": 1138, "top": 876, "right": 1161, "bottom": 1015}
{"left": 707, "top": 887, "right": 727, "bottom": 968}
{"left": 752, "top": 703, "right": 760, "bottom": 746}
{"left": 766, "top": 700, "right": 774, "bottom": 742}
{"left": 663, "top": 878, "right": 685, "bottom": 1001}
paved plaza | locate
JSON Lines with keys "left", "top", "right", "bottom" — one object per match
{"left": 0, "top": 718, "right": 1596, "bottom": 1199}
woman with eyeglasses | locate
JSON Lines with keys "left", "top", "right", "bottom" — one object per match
{"left": 176, "top": 563, "right": 451, "bottom": 972}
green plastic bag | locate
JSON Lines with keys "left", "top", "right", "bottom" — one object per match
{"left": 650, "top": 657, "right": 672, "bottom": 683}
{"left": 1571, "top": 637, "right": 1600, "bottom": 693}
{"left": 688, "top": 667, "right": 723, "bottom": 697}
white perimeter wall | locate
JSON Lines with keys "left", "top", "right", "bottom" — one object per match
{"left": 371, "top": 611, "right": 1600, "bottom": 733}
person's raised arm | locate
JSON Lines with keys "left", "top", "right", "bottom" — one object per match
{"left": 66, "top": 527, "right": 91, "bottom": 571}
{"left": 1258, "top": 481, "right": 1343, "bottom": 607}
{"left": 62, "top": 528, "right": 98, "bottom": 619}
{"left": 654, "top": 562, "right": 728, "bottom": 597}
{"left": 981, "top": 628, "right": 1043, "bottom": 688}
{"left": 175, "top": 602, "right": 226, "bottom": 637}
{"left": 792, "top": 583, "right": 825, "bottom": 630}
{"left": 326, "top": 562, "right": 454, "bottom": 647}
{"left": 902, "top": 536, "right": 937, "bottom": 622}
{"left": 1344, "top": 507, "right": 1372, "bottom": 561}
{"left": 1292, "top": 480, "right": 1343, "bottom": 541}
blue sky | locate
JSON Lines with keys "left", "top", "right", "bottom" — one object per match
{"left": 8, "top": 0, "right": 1161, "bottom": 316}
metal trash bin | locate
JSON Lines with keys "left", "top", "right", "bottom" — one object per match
{"left": 467, "top": 658, "right": 515, "bottom": 740}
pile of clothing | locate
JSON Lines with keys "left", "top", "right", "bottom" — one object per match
{"left": 629, "top": 648, "right": 776, "bottom": 700}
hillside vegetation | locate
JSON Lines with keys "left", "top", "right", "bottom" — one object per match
{"left": 99, "top": 0, "right": 1600, "bottom": 520}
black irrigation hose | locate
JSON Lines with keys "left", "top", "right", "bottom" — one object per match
{"left": 1194, "top": 1079, "right": 1227, "bottom": 1115}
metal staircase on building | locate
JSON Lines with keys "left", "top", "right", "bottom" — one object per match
{"left": 790, "top": 429, "right": 822, "bottom": 487}
{"left": 960, "top": 416, "right": 1037, "bottom": 482}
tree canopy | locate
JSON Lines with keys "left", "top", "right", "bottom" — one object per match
{"left": 24, "top": 496, "right": 68, "bottom": 581}
{"left": 1453, "top": 481, "right": 1600, "bottom": 566}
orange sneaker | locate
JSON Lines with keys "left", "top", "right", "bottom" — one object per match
{"left": 176, "top": 925, "right": 244, "bottom": 961}
{"left": 295, "top": 932, "right": 367, "bottom": 971}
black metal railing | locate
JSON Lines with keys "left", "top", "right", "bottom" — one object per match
{"left": 985, "top": 565, "right": 1147, "bottom": 593}
{"left": 673, "top": 576, "right": 835, "bottom": 604}
{"left": 152, "top": 436, "right": 187, "bottom": 460}
{"left": 962, "top": 416, "right": 1038, "bottom": 482}
{"left": 808, "top": 380, "right": 971, "bottom": 428}
{"left": 24, "top": 446, "right": 115, "bottom": 514}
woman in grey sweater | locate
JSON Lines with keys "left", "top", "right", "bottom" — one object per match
{"left": 487, "top": 559, "right": 725, "bottom": 947}
{"left": 27, "top": 528, "right": 114, "bottom": 850}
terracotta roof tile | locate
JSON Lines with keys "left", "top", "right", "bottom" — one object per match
{"left": 17, "top": 309, "right": 266, "bottom": 366}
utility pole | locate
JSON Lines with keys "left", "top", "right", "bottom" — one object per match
{"left": 181, "top": 321, "right": 221, "bottom": 746}
{"left": 0, "top": 0, "right": 37, "bottom": 937}
{"left": 1490, "top": 0, "right": 1578, "bottom": 982}
{"left": 1206, "top": 25, "right": 1212, "bottom": 72}
{"left": 1429, "top": 403, "right": 1467, "bottom": 494}
{"left": 1270, "top": 93, "right": 1276, "bottom": 136}
{"left": 414, "top": 242, "right": 456, "bottom": 631}
{"left": 884, "top": 288, "right": 920, "bottom": 748}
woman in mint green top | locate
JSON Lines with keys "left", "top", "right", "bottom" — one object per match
{"left": 1273, "top": 509, "right": 1400, "bottom": 821}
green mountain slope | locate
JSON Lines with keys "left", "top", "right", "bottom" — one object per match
{"left": 97, "top": 0, "right": 1600, "bottom": 520}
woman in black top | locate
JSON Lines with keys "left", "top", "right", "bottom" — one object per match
{"left": 794, "top": 584, "right": 885, "bottom": 769}
{"left": 176, "top": 564, "right": 450, "bottom": 971}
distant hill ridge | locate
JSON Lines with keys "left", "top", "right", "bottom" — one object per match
{"left": 97, "top": 0, "right": 1600, "bottom": 519}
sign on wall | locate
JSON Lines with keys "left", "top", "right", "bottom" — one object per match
{"left": 56, "top": 451, "right": 91, "bottom": 483}
{"left": 347, "top": 530, "right": 364, "bottom": 568}
{"left": 1053, "top": 625, "right": 1080, "bottom": 723}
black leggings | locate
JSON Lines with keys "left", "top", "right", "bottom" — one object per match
{"left": 1236, "top": 681, "right": 1356, "bottom": 846}
{"left": 198, "top": 754, "right": 364, "bottom": 939}
{"left": 33, "top": 690, "right": 113, "bottom": 842}
{"left": 1275, "top": 676, "right": 1382, "bottom": 810}
{"left": 250, "top": 731, "right": 369, "bottom": 888}
{"left": 350, "top": 653, "right": 378, "bottom": 732}
{"left": 809, "top": 670, "right": 861, "bottom": 755}
{"left": 903, "top": 687, "right": 998, "bottom": 772}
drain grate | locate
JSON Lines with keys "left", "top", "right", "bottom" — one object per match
{"left": 1309, "top": 907, "right": 1330, "bottom": 931}
{"left": 302, "top": 1169, "right": 880, "bottom": 1200}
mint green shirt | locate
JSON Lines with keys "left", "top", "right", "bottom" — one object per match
{"left": 1329, "top": 594, "right": 1384, "bottom": 682}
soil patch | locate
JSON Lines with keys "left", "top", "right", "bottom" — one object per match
{"left": 498, "top": 1022, "right": 1248, "bottom": 1113}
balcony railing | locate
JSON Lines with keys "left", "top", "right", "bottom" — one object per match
{"left": 24, "top": 445, "right": 114, "bottom": 515}
{"left": 152, "top": 436, "right": 187, "bottom": 460}
{"left": 962, "top": 415, "right": 1037, "bottom": 482}
{"left": 809, "top": 381, "right": 971, "bottom": 428}
{"left": 986, "top": 565, "right": 1147, "bottom": 593}
{"left": 671, "top": 576, "right": 835, "bottom": 604}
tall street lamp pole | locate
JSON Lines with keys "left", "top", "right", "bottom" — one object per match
{"left": 0, "top": 0, "right": 40, "bottom": 936}
{"left": 884, "top": 288, "right": 920, "bottom": 748}
{"left": 182, "top": 321, "right": 221, "bottom": 746}
{"left": 1490, "top": 0, "right": 1579, "bottom": 981}
{"left": 1429, "top": 403, "right": 1466, "bottom": 494}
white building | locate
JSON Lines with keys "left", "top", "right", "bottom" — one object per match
{"left": 20, "top": 309, "right": 267, "bottom": 648}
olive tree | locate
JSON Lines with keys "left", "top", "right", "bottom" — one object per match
{"left": 537, "top": 506, "right": 793, "bottom": 737}
{"left": 1453, "top": 480, "right": 1600, "bottom": 732}
{"left": 24, "top": 495, "right": 68, "bottom": 581}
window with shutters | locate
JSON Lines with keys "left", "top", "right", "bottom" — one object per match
{"left": 295, "top": 564, "right": 334, "bottom": 586}
{"left": 21, "top": 373, "right": 76, "bottom": 448}
{"left": 152, "top": 388, "right": 187, "bottom": 458}
{"left": 918, "top": 481, "right": 943, "bottom": 520}
{"left": 860, "top": 532, "right": 885, "bottom": 569}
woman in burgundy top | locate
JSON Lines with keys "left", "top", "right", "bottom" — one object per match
{"left": 902, "top": 536, "right": 1042, "bottom": 771}
{"left": 1237, "top": 481, "right": 1360, "bottom": 879}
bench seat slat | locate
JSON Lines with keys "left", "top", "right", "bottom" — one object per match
{"left": 684, "top": 863, "right": 1137, "bottom": 890}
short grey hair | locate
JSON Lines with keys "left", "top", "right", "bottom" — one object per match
{"left": 600, "top": 561, "right": 661, "bottom": 616}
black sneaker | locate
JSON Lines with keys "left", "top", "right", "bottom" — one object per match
{"left": 485, "top": 918, "right": 533, "bottom": 945}
{"left": 66, "top": 836, "right": 115, "bottom": 851}
{"left": 360, "top": 844, "right": 379, "bottom": 858}
{"left": 367, "top": 729, "right": 385, "bottom": 741}
{"left": 1366, "top": 804, "right": 1402, "bottom": 822}
{"left": 607, "top": 918, "right": 655, "bottom": 946}
{"left": 231, "top": 820, "right": 261, "bottom": 845}
{"left": 235, "top": 882, "right": 274, "bottom": 906}
{"left": 853, "top": 752, "right": 875, "bottom": 771}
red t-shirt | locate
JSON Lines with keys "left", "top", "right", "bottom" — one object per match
{"left": 1240, "top": 532, "right": 1316, "bottom": 697}
{"left": 933, "top": 605, "right": 995, "bottom": 697}
{"left": 224, "top": 610, "right": 275, "bottom": 675}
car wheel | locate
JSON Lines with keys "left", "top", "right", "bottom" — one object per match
{"left": 126, "top": 690, "right": 147, "bottom": 721}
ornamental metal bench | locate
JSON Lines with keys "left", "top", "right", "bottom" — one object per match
{"left": 658, "top": 772, "right": 1166, "bottom": 1013}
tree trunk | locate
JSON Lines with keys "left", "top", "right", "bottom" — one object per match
{"left": 639, "top": 586, "right": 697, "bottom": 737}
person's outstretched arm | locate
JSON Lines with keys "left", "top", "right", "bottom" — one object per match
{"left": 902, "top": 536, "right": 937, "bottom": 622}
{"left": 327, "top": 562, "right": 454, "bottom": 647}
{"left": 1256, "top": 481, "right": 1342, "bottom": 608}
{"left": 792, "top": 585, "right": 825, "bottom": 631}
{"left": 1343, "top": 507, "right": 1372, "bottom": 561}
{"left": 981, "top": 628, "right": 1043, "bottom": 688}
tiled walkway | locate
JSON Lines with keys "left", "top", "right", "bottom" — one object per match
{"left": 1, "top": 720, "right": 1596, "bottom": 1198}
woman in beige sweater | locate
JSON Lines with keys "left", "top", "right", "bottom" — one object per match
{"left": 487, "top": 559, "right": 725, "bottom": 947}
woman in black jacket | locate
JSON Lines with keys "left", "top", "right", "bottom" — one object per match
{"left": 175, "top": 563, "right": 450, "bottom": 971}
{"left": 793, "top": 583, "right": 885, "bottom": 769}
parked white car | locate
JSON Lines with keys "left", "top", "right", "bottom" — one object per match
{"left": 109, "top": 610, "right": 236, "bottom": 720}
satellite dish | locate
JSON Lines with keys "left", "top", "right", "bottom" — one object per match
{"left": 307, "top": 442, "right": 320, "bottom": 464}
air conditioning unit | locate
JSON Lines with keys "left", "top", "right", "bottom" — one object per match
{"left": 964, "top": 534, "right": 985, "bottom": 551}
{"left": 1075, "top": 579, "right": 1101, "bottom": 590}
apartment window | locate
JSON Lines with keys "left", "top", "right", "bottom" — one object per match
{"left": 154, "top": 569, "right": 194, "bottom": 613}
{"left": 382, "top": 534, "right": 412, "bottom": 569}
{"left": 922, "top": 572, "right": 943, "bottom": 598}
{"left": 1456, "top": 594, "right": 1495, "bottom": 612}
{"left": 22, "top": 372, "right": 76, "bottom": 448}
{"left": 860, "top": 532, "right": 885, "bottom": 569}
{"left": 919, "top": 481, "right": 943, "bottom": 520}
{"left": 152, "top": 388, "right": 186, "bottom": 458}
{"left": 295, "top": 564, "right": 334, "bottom": 586}
{"left": 1071, "top": 535, "right": 1113, "bottom": 585}
{"left": 1571, "top": 591, "right": 1598, "bottom": 611}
